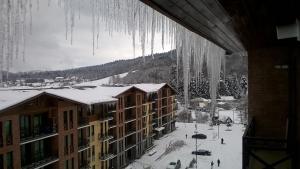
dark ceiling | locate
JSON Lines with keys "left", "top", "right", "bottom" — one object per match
{"left": 141, "top": 0, "right": 299, "bottom": 53}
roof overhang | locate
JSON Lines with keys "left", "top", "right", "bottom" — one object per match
{"left": 140, "top": 0, "right": 245, "bottom": 53}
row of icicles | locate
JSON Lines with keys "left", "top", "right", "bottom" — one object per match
{"left": 0, "top": 0, "right": 225, "bottom": 116}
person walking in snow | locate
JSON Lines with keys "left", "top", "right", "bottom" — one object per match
{"left": 217, "top": 159, "right": 220, "bottom": 167}
{"left": 186, "top": 134, "right": 187, "bottom": 139}
{"left": 211, "top": 161, "right": 214, "bottom": 169}
{"left": 221, "top": 138, "right": 224, "bottom": 144}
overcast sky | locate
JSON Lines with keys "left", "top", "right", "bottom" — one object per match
{"left": 11, "top": 1, "right": 173, "bottom": 72}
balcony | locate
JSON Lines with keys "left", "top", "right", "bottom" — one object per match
{"left": 108, "top": 119, "right": 116, "bottom": 126}
{"left": 125, "top": 144, "right": 136, "bottom": 151}
{"left": 20, "top": 126, "right": 58, "bottom": 145}
{"left": 99, "top": 153, "right": 117, "bottom": 161}
{"left": 243, "top": 118, "right": 293, "bottom": 169}
{"left": 125, "top": 130, "right": 136, "bottom": 137}
{"left": 78, "top": 117, "right": 89, "bottom": 128}
{"left": 98, "top": 134, "right": 114, "bottom": 142}
{"left": 109, "top": 137, "right": 117, "bottom": 144}
{"left": 79, "top": 161, "right": 90, "bottom": 169}
{"left": 78, "top": 139, "right": 90, "bottom": 152}
{"left": 21, "top": 156, "right": 59, "bottom": 169}
{"left": 99, "top": 116, "right": 114, "bottom": 122}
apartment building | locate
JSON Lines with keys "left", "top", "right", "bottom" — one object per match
{"left": 0, "top": 83, "right": 176, "bottom": 169}
{"left": 135, "top": 84, "right": 177, "bottom": 139}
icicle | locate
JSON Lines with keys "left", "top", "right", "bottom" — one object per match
{"left": 36, "top": 0, "right": 39, "bottom": 11}
{"left": 150, "top": 9, "right": 155, "bottom": 59}
{"left": 64, "top": 0, "right": 69, "bottom": 40}
{"left": 29, "top": 0, "right": 32, "bottom": 34}
{"left": 92, "top": 0, "right": 95, "bottom": 55}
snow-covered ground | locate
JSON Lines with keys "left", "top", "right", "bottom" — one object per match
{"left": 130, "top": 122, "right": 244, "bottom": 169}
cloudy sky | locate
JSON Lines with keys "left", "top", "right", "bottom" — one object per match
{"left": 11, "top": 1, "right": 173, "bottom": 72}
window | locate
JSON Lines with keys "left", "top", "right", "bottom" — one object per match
{"left": 6, "top": 151, "right": 13, "bottom": 169}
{"left": 65, "top": 135, "right": 69, "bottom": 155}
{"left": 91, "top": 105, "right": 95, "bottom": 115}
{"left": 4, "top": 120, "right": 12, "bottom": 145}
{"left": 0, "top": 122, "right": 3, "bottom": 147}
{"left": 64, "top": 160, "right": 68, "bottom": 169}
{"left": 70, "top": 134, "right": 74, "bottom": 153}
{"left": 64, "top": 111, "right": 68, "bottom": 130}
{"left": 20, "top": 115, "right": 31, "bottom": 138}
{"left": 0, "top": 154, "right": 3, "bottom": 169}
{"left": 92, "top": 145, "right": 95, "bottom": 161}
{"left": 33, "top": 140, "right": 44, "bottom": 161}
{"left": 71, "top": 158, "right": 74, "bottom": 169}
{"left": 69, "top": 110, "right": 73, "bottom": 129}
{"left": 91, "top": 125, "right": 94, "bottom": 136}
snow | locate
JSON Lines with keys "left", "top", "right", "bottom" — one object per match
{"left": 134, "top": 83, "right": 166, "bottom": 93}
{"left": 0, "top": 85, "right": 135, "bottom": 112}
{"left": 0, "top": 90, "right": 43, "bottom": 113}
{"left": 218, "top": 110, "right": 242, "bottom": 124}
{"left": 0, "top": 83, "right": 169, "bottom": 112}
{"left": 218, "top": 96, "right": 235, "bottom": 101}
{"left": 74, "top": 72, "right": 129, "bottom": 86}
{"left": 131, "top": 122, "right": 244, "bottom": 169}
{"left": 46, "top": 87, "right": 118, "bottom": 105}
{"left": 191, "top": 110, "right": 196, "bottom": 120}
{"left": 154, "top": 127, "right": 165, "bottom": 132}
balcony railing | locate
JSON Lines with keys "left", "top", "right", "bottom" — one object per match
{"left": 242, "top": 117, "right": 293, "bottom": 169}
{"left": 125, "top": 116, "right": 136, "bottom": 123}
{"left": 20, "top": 126, "right": 57, "bottom": 144}
{"left": 78, "top": 117, "right": 89, "bottom": 127}
{"left": 21, "top": 156, "right": 59, "bottom": 169}
{"left": 99, "top": 116, "right": 114, "bottom": 122}
{"left": 99, "top": 153, "right": 117, "bottom": 161}
{"left": 78, "top": 139, "right": 90, "bottom": 151}
{"left": 125, "top": 130, "right": 136, "bottom": 137}
{"left": 79, "top": 161, "right": 90, "bottom": 169}
{"left": 98, "top": 134, "right": 114, "bottom": 141}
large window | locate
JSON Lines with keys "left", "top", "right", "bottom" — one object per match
{"left": 33, "top": 140, "right": 45, "bottom": 162}
{"left": 69, "top": 110, "right": 73, "bottom": 129}
{"left": 33, "top": 114, "right": 43, "bottom": 135}
{"left": 0, "top": 154, "right": 3, "bottom": 169}
{"left": 0, "top": 122, "right": 3, "bottom": 147}
{"left": 64, "top": 111, "right": 68, "bottom": 130}
{"left": 20, "top": 115, "right": 31, "bottom": 138}
{"left": 4, "top": 121, "right": 12, "bottom": 145}
{"left": 6, "top": 151, "right": 13, "bottom": 169}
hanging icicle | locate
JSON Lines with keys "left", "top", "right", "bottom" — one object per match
{"left": 0, "top": 0, "right": 226, "bottom": 115}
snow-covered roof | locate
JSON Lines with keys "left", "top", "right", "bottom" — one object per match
{"left": 134, "top": 83, "right": 166, "bottom": 93}
{"left": 0, "top": 83, "right": 171, "bottom": 112}
{"left": 0, "top": 90, "right": 44, "bottom": 113}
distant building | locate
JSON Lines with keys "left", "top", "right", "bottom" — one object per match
{"left": 0, "top": 83, "right": 177, "bottom": 169}
{"left": 55, "top": 77, "right": 64, "bottom": 82}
